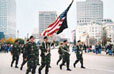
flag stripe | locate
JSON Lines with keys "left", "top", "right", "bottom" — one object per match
{"left": 46, "top": 17, "right": 65, "bottom": 31}
{"left": 46, "top": 20, "right": 63, "bottom": 32}
{"left": 43, "top": 22, "right": 62, "bottom": 36}
{"left": 41, "top": 20, "right": 62, "bottom": 36}
{"left": 47, "top": 23, "right": 61, "bottom": 33}
{"left": 47, "top": 29, "right": 59, "bottom": 36}
{"left": 48, "top": 17, "right": 59, "bottom": 28}
{"left": 40, "top": 1, "right": 73, "bottom": 36}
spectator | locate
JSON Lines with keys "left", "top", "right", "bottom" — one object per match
{"left": 95, "top": 44, "right": 99, "bottom": 54}
{"left": 88, "top": 45, "right": 92, "bottom": 53}
{"left": 98, "top": 44, "right": 102, "bottom": 54}
{"left": 92, "top": 44, "right": 95, "bottom": 53}
{"left": 107, "top": 44, "right": 112, "bottom": 55}
{"left": 83, "top": 44, "right": 87, "bottom": 53}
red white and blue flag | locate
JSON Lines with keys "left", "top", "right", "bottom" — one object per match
{"left": 40, "top": 0, "right": 74, "bottom": 36}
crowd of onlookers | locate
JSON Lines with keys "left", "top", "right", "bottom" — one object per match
{"left": 0, "top": 44, "right": 12, "bottom": 52}
{"left": 72, "top": 43, "right": 114, "bottom": 56}
{"left": 1, "top": 42, "right": 114, "bottom": 56}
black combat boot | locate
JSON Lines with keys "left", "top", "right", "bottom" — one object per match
{"left": 15, "top": 65, "right": 19, "bottom": 68}
{"left": 60, "top": 65, "right": 62, "bottom": 70}
{"left": 38, "top": 70, "right": 41, "bottom": 74}
{"left": 67, "top": 68, "right": 72, "bottom": 71}
{"left": 81, "top": 66, "right": 86, "bottom": 69}
{"left": 11, "top": 64, "right": 13, "bottom": 67}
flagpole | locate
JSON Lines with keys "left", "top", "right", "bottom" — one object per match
{"left": 72, "top": 0, "right": 74, "bottom": 3}
{"left": 74, "top": 30, "right": 76, "bottom": 45}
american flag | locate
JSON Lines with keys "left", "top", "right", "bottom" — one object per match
{"left": 40, "top": 0, "right": 74, "bottom": 36}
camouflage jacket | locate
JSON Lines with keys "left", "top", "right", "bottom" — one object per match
{"left": 58, "top": 46, "right": 64, "bottom": 55}
{"left": 40, "top": 42, "right": 51, "bottom": 57}
{"left": 11, "top": 44, "right": 21, "bottom": 56}
{"left": 25, "top": 42, "right": 39, "bottom": 61}
{"left": 76, "top": 45, "right": 83, "bottom": 57}
{"left": 63, "top": 45, "right": 70, "bottom": 55}
{"left": 22, "top": 44, "right": 28, "bottom": 58}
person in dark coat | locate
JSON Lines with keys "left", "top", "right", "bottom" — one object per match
{"left": 56, "top": 42, "right": 64, "bottom": 65}
{"left": 38, "top": 36, "right": 54, "bottom": 74}
{"left": 25, "top": 36, "right": 39, "bottom": 74}
{"left": 73, "top": 40, "right": 85, "bottom": 69}
{"left": 60, "top": 40, "right": 71, "bottom": 71}
{"left": 95, "top": 44, "right": 99, "bottom": 54}
{"left": 83, "top": 44, "right": 87, "bottom": 53}
{"left": 107, "top": 44, "right": 112, "bottom": 55}
{"left": 20, "top": 39, "right": 29, "bottom": 70}
{"left": 10, "top": 40, "right": 21, "bottom": 68}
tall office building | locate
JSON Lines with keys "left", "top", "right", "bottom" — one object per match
{"left": 0, "top": 0, "right": 16, "bottom": 39}
{"left": 77, "top": 0, "right": 103, "bottom": 25}
{"left": 39, "top": 11, "right": 57, "bottom": 38}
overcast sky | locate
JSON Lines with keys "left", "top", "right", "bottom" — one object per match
{"left": 16, "top": 0, "right": 114, "bottom": 41}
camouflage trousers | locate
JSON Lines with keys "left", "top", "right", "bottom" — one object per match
{"left": 26, "top": 59, "right": 37, "bottom": 74}
{"left": 38, "top": 54, "right": 50, "bottom": 74}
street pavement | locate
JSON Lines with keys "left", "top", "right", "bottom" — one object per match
{"left": 0, "top": 48, "right": 114, "bottom": 74}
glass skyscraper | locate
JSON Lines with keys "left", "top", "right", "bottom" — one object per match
{"left": 0, "top": 0, "right": 8, "bottom": 34}
{"left": 0, "top": 0, "right": 16, "bottom": 39}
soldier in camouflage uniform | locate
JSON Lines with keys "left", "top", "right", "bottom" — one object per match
{"left": 11, "top": 40, "right": 21, "bottom": 68}
{"left": 56, "top": 42, "right": 64, "bottom": 65}
{"left": 60, "top": 40, "right": 71, "bottom": 71}
{"left": 20, "top": 39, "right": 29, "bottom": 70}
{"left": 73, "top": 40, "right": 85, "bottom": 69}
{"left": 38, "top": 36, "right": 54, "bottom": 74}
{"left": 25, "top": 36, "right": 39, "bottom": 74}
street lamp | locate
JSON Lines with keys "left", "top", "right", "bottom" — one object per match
{"left": 17, "top": 30, "right": 19, "bottom": 38}
{"left": 27, "top": 33, "right": 29, "bottom": 39}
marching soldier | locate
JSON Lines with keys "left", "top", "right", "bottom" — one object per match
{"left": 38, "top": 36, "right": 54, "bottom": 74}
{"left": 25, "top": 36, "right": 39, "bottom": 74}
{"left": 56, "top": 42, "right": 64, "bottom": 65}
{"left": 36, "top": 44, "right": 40, "bottom": 66}
{"left": 10, "top": 40, "right": 21, "bottom": 68}
{"left": 60, "top": 40, "right": 71, "bottom": 71}
{"left": 20, "top": 39, "right": 29, "bottom": 70}
{"left": 73, "top": 40, "right": 85, "bottom": 69}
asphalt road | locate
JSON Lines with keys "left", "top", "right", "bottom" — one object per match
{"left": 0, "top": 49, "right": 114, "bottom": 74}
